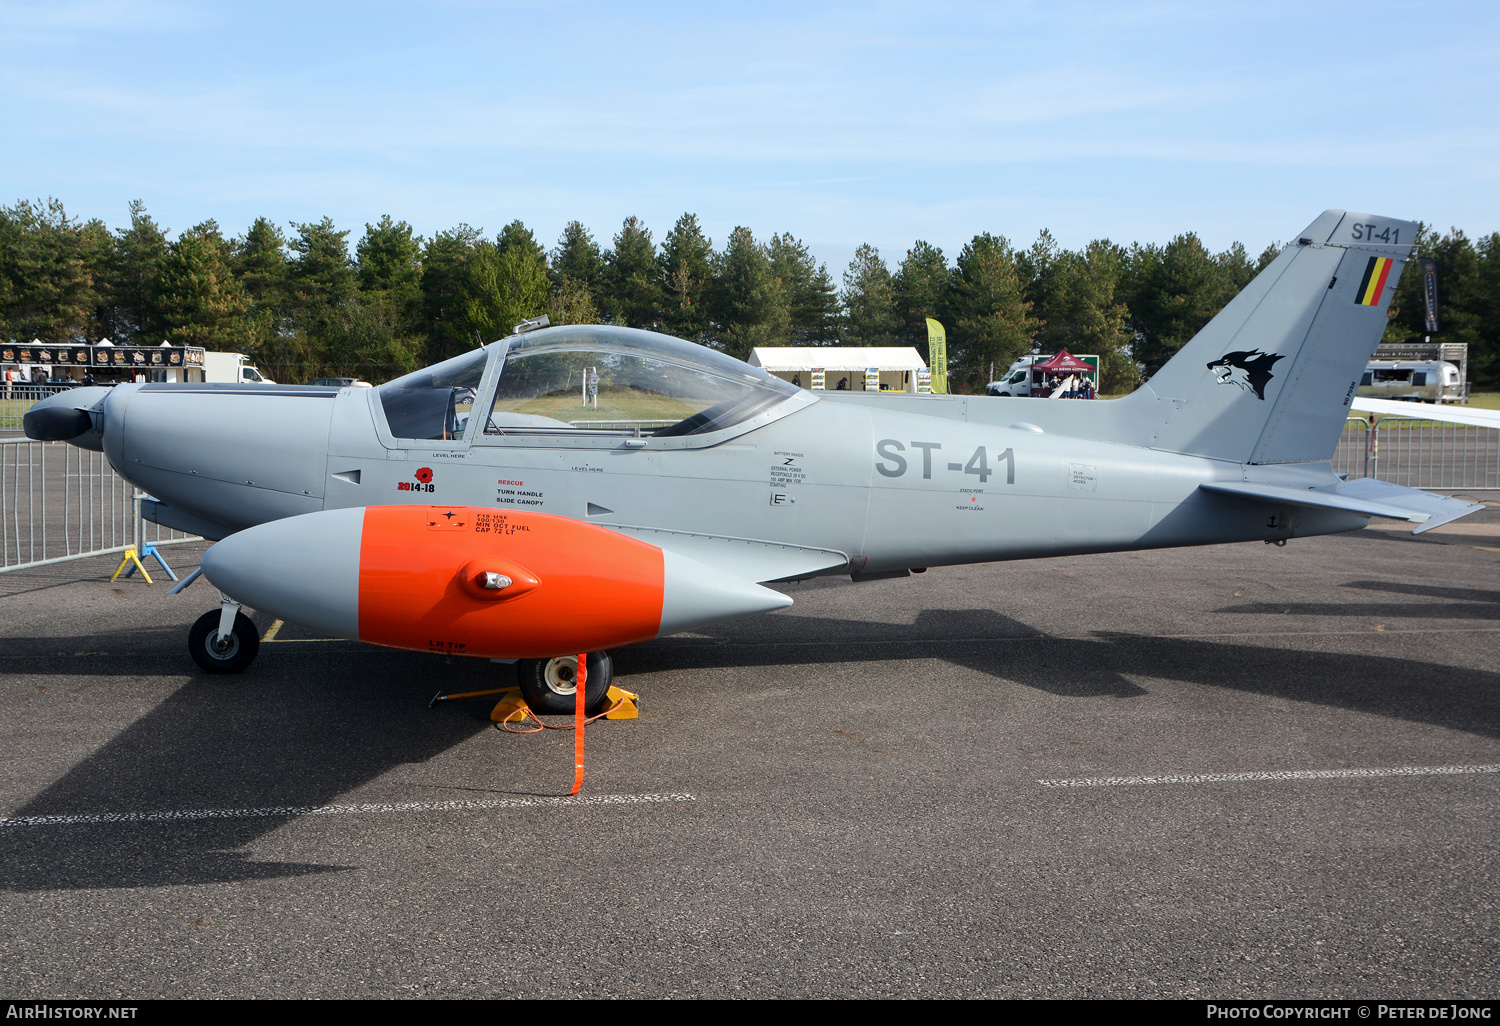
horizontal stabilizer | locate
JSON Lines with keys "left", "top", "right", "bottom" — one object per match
{"left": 1199, "top": 479, "right": 1483, "bottom": 534}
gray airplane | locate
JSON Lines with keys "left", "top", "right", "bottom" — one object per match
{"left": 25, "top": 209, "right": 1481, "bottom": 714}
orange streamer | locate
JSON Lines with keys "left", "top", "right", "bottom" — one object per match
{"left": 569, "top": 653, "right": 586, "bottom": 795}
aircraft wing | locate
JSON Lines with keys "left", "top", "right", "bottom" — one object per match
{"left": 1351, "top": 397, "right": 1500, "bottom": 429}
{"left": 1199, "top": 479, "right": 1484, "bottom": 535}
{"left": 606, "top": 525, "right": 849, "bottom": 583}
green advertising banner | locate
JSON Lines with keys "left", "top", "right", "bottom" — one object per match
{"left": 924, "top": 317, "right": 948, "bottom": 394}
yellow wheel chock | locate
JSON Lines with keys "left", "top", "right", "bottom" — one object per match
{"left": 600, "top": 686, "right": 640, "bottom": 720}
{"left": 489, "top": 685, "right": 639, "bottom": 723}
{"left": 426, "top": 685, "right": 639, "bottom": 722}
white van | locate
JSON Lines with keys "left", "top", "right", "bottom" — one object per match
{"left": 986, "top": 358, "right": 1035, "bottom": 396}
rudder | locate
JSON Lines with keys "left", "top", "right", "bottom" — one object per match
{"left": 1141, "top": 210, "right": 1415, "bottom": 465}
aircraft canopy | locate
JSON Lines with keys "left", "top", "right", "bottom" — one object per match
{"left": 377, "top": 325, "right": 799, "bottom": 441}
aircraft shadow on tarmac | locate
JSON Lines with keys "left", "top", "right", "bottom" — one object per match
{"left": 3, "top": 600, "right": 1499, "bottom": 892}
{"left": 1215, "top": 578, "right": 1500, "bottom": 619}
{"left": 620, "top": 605, "right": 1500, "bottom": 731}
{"left": 0, "top": 631, "right": 499, "bottom": 892}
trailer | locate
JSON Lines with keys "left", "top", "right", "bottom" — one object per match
{"left": 1359, "top": 343, "right": 1468, "bottom": 403}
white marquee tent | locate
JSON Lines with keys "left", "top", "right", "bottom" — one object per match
{"left": 748, "top": 347, "right": 928, "bottom": 393}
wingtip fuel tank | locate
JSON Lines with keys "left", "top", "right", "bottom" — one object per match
{"left": 199, "top": 506, "right": 792, "bottom": 658}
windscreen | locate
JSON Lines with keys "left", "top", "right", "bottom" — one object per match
{"left": 484, "top": 326, "right": 797, "bottom": 437}
{"left": 377, "top": 347, "right": 489, "bottom": 440}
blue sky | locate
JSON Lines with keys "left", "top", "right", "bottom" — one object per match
{"left": 3, "top": 0, "right": 1496, "bottom": 276}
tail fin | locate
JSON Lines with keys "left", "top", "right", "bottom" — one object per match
{"left": 1141, "top": 210, "right": 1414, "bottom": 464}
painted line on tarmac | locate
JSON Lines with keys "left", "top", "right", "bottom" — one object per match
{"left": 0, "top": 793, "right": 696, "bottom": 828}
{"left": 259, "top": 617, "right": 346, "bottom": 643}
{"left": 647, "top": 627, "right": 1500, "bottom": 649}
{"left": 1038, "top": 764, "right": 1500, "bottom": 788}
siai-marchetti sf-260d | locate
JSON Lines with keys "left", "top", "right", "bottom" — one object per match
{"left": 26, "top": 209, "right": 1481, "bottom": 713}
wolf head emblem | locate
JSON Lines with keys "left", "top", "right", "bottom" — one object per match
{"left": 1206, "top": 349, "right": 1284, "bottom": 400}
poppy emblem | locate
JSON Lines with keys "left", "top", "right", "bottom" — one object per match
{"left": 414, "top": 467, "right": 434, "bottom": 484}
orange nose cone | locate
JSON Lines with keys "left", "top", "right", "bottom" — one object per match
{"left": 357, "top": 506, "right": 665, "bottom": 658}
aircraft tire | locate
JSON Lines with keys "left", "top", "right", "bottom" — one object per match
{"left": 516, "top": 651, "right": 612, "bottom": 715}
{"left": 188, "top": 610, "right": 261, "bottom": 674}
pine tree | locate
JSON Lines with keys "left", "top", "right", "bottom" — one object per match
{"left": 0, "top": 198, "right": 104, "bottom": 344}
{"left": 420, "top": 224, "right": 483, "bottom": 363}
{"left": 1382, "top": 226, "right": 1500, "bottom": 383}
{"left": 949, "top": 233, "right": 1037, "bottom": 392}
{"left": 552, "top": 222, "right": 604, "bottom": 293}
{"left": 285, "top": 217, "right": 360, "bottom": 378}
{"left": 1023, "top": 233, "right": 1134, "bottom": 390}
{"left": 233, "top": 217, "right": 291, "bottom": 375}
{"left": 606, "top": 216, "right": 661, "bottom": 329}
{"left": 549, "top": 221, "right": 605, "bottom": 326}
{"left": 460, "top": 221, "right": 549, "bottom": 344}
{"left": 892, "top": 240, "right": 951, "bottom": 359}
{"left": 316, "top": 293, "right": 424, "bottom": 381}
{"left": 1473, "top": 233, "right": 1500, "bottom": 385}
{"left": 657, "top": 213, "right": 714, "bottom": 340}
{"left": 103, "top": 199, "right": 168, "bottom": 343}
{"left": 768, "top": 233, "right": 837, "bottom": 345}
{"left": 77, "top": 217, "right": 114, "bottom": 342}
{"left": 155, "top": 220, "right": 251, "bottom": 348}
{"left": 234, "top": 217, "right": 289, "bottom": 306}
{"left": 357, "top": 215, "right": 423, "bottom": 301}
{"left": 710, "top": 226, "right": 788, "bottom": 360}
{"left": 288, "top": 217, "right": 357, "bottom": 311}
{"left": 1217, "top": 241, "right": 1256, "bottom": 293}
{"left": 1121, "top": 232, "right": 1240, "bottom": 374}
{"left": 841, "top": 244, "right": 900, "bottom": 346}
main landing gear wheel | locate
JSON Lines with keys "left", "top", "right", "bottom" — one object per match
{"left": 188, "top": 609, "right": 260, "bottom": 674}
{"left": 516, "top": 651, "right": 612, "bottom": 715}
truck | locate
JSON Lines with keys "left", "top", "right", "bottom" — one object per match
{"left": 985, "top": 353, "right": 1100, "bottom": 397}
{"left": 203, "top": 351, "right": 275, "bottom": 385}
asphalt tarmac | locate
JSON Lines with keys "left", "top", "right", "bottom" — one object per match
{"left": 1, "top": 506, "right": 1498, "bottom": 999}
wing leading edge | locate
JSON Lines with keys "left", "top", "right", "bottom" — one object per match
{"left": 1351, "top": 397, "right": 1500, "bottom": 430}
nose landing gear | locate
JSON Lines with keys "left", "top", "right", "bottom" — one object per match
{"left": 187, "top": 598, "right": 260, "bottom": 674}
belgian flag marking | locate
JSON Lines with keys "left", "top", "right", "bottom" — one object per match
{"left": 1355, "top": 256, "right": 1394, "bottom": 306}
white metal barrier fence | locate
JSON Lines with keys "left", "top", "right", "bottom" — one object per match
{"left": 1337, "top": 415, "right": 1500, "bottom": 490}
{"left": 0, "top": 438, "right": 199, "bottom": 573}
